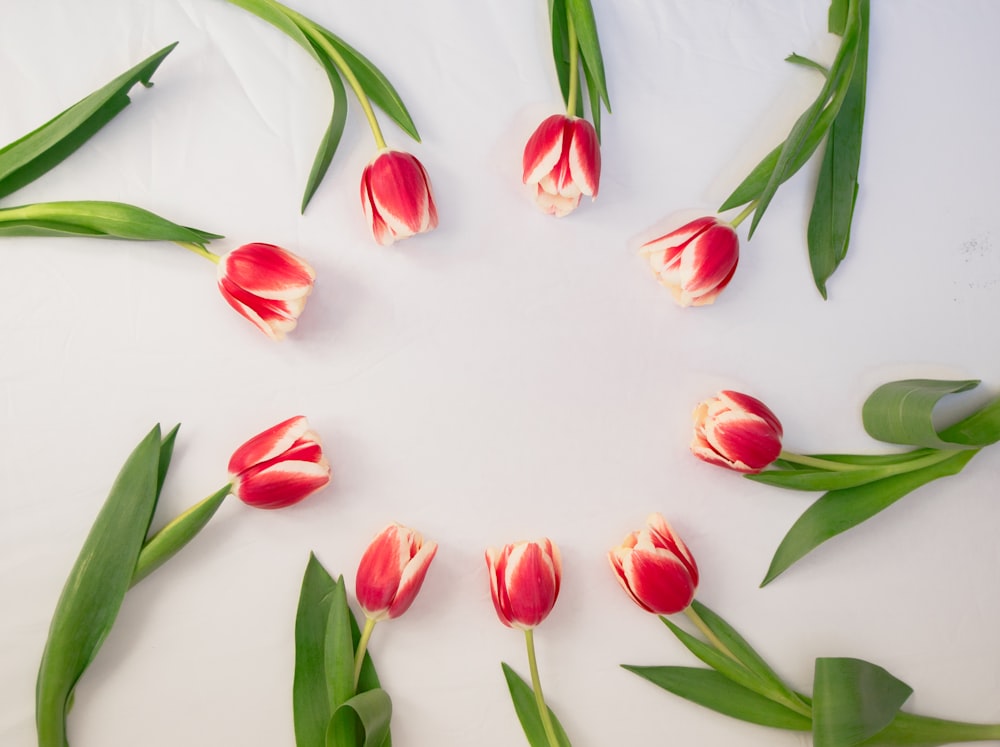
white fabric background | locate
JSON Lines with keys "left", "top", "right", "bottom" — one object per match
{"left": 2, "top": 1, "right": 999, "bottom": 745}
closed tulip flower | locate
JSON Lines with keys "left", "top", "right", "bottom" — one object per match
{"left": 486, "top": 538, "right": 561, "bottom": 630}
{"left": 522, "top": 114, "right": 600, "bottom": 217}
{"left": 217, "top": 242, "right": 315, "bottom": 340}
{"left": 609, "top": 513, "right": 699, "bottom": 615}
{"left": 228, "top": 416, "right": 331, "bottom": 509}
{"left": 640, "top": 216, "right": 739, "bottom": 307}
{"left": 360, "top": 149, "right": 438, "bottom": 245}
{"left": 356, "top": 522, "right": 438, "bottom": 622}
{"left": 692, "top": 390, "right": 783, "bottom": 473}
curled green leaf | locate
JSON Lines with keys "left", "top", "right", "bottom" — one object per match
{"left": 861, "top": 379, "right": 988, "bottom": 449}
{"left": 0, "top": 200, "right": 221, "bottom": 244}
{"left": 36, "top": 426, "right": 163, "bottom": 747}
{"left": 328, "top": 689, "right": 392, "bottom": 747}
{"left": 0, "top": 43, "right": 176, "bottom": 202}
{"left": 813, "top": 658, "right": 912, "bottom": 747}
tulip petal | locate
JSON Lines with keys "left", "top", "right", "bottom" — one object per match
{"left": 567, "top": 119, "right": 601, "bottom": 197}
{"left": 387, "top": 540, "right": 438, "bottom": 619}
{"left": 221, "top": 243, "right": 315, "bottom": 301}
{"left": 356, "top": 525, "right": 406, "bottom": 617}
{"left": 703, "top": 411, "right": 783, "bottom": 471}
{"left": 369, "top": 153, "right": 433, "bottom": 236}
{"left": 503, "top": 542, "right": 558, "bottom": 629}
{"left": 619, "top": 548, "right": 697, "bottom": 615}
{"left": 522, "top": 114, "right": 567, "bottom": 186}
{"left": 228, "top": 416, "right": 310, "bottom": 476}
{"left": 232, "top": 459, "right": 331, "bottom": 509}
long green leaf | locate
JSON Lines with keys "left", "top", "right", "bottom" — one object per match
{"left": 0, "top": 44, "right": 176, "bottom": 202}
{"left": 329, "top": 689, "right": 392, "bottom": 747}
{"left": 622, "top": 666, "right": 813, "bottom": 731}
{"left": 683, "top": 602, "right": 810, "bottom": 712}
{"left": 500, "top": 663, "right": 572, "bottom": 747}
{"left": 749, "top": 465, "right": 908, "bottom": 492}
{"left": 807, "top": 0, "right": 869, "bottom": 298}
{"left": 761, "top": 449, "right": 979, "bottom": 585}
{"left": 862, "top": 379, "right": 986, "bottom": 449}
{"left": 547, "top": 0, "right": 575, "bottom": 114}
{"left": 36, "top": 425, "right": 163, "bottom": 747}
{"left": 155, "top": 424, "right": 180, "bottom": 501}
{"left": 857, "top": 711, "right": 1000, "bottom": 746}
{"left": 813, "top": 658, "right": 911, "bottom": 747}
{"left": 581, "top": 52, "right": 602, "bottom": 140}
{"left": 747, "top": 0, "right": 861, "bottom": 238}
{"left": 300, "top": 37, "right": 348, "bottom": 213}
{"left": 829, "top": 0, "right": 851, "bottom": 35}
{"left": 0, "top": 201, "right": 221, "bottom": 244}
{"left": 565, "top": 0, "right": 610, "bottom": 111}
{"left": 325, "top": 576, "right": 358, "bottom": 747}
{"left": 316, "top": 28, "right": 420, "bottom": 142}
{"left": 293, "top": 554, "right": 337, "bottom": 747}
{"left": 131, "top": 485, "right": 231, "bottom": 586}
{"left": 937, "top": 394, "right": 1000, "bottom": 447}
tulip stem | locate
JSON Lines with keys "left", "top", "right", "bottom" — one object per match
{"left": 175, "top": 241, "right": 220, "bottom": 264}
{"left": 777, "top": 451, "right": 864, "bottom": 472}
{"left": 524, "top": 628, "right": 561, "bottom": 747}
{"left": 565, "top": 11, "right": 580, "bottom": 117}
{"left": 353, "top": 616, "right": 377, "bottom": 690}
{"left": 729, "top": 200, "right": 758, "bottom": 229}
{"left": 683, "top": 606, "right": 740, "bottom": 663}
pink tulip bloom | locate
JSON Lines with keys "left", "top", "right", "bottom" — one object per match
{"left": 692, "top": 390, "right": 784, "bottom": 473}
{"left": 609, "top": 513, "right": 699, "bottom": 616}
{"left": 228, "top": 416, "right": 331, "bottom": 508}
{"left": 217, "top": 242, "right": 315, "bottom": 340}
{"left": 522, "top": 114, "right": 600, "bottom": 217}
{"left": 486, "top": 539, "right": 562, "bottom": 630}
{"left": 361, "top": 149, "right": 438, "bottom": 245}
{"left": 356, "top": 523, "right": 438, "bottom": 621}
{"left": 640, "top": 216, "right": 739, "bottom": 306}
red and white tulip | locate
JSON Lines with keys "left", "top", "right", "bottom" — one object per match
{"left": 522, "top": 114, "right": 600, "bottom": 217}
{"left": 486, "top": 538, "right": 562, "bottom": 630}
{"left": 609, "top": 513, "right": 699, "bottom": 616}
{"left": 640, "top": 216, "right": 739, "bottom": 306}
{"left": 692, "top": 390, "right": 783, "bottom": 473}
{"left": 228, "top": 416, "right": 331, "bottom": 508}
{"left": 355, "top": 522, "right": 438, "bottom": 622}
{"left": 217, "top": 242, "right": 315, "bottom": 340}
{"left": 360, "top": 149, "right": 438, "bottom": 245}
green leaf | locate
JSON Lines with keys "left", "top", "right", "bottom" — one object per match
{"left": 813, "top": 658, "right": 911, "bottom": 747}
{"left": 328, "top": 689, "right": 392, "bottom": 747}
{"left": 937, "top": 394, "right": 1000, "bottom": 447}
{"left": 681, "top": 602, "right": 810, "bottom": 713}
{"left": 773, "top": 452, "right": 937, "bottom": 469}
{"left": 761, "top": 449, "right": 979, "bottom": 585}
{"left": 547, "top": 0, "right": 576, "bottom": 114}
{"left": 749, "top": 466, "right": 910, "bottom": 492}
{"left": 325, "top": 576, "right": 358, "bottom": 747}
{"left": 0, "top": 201, "right": 222, "bottom": 244}
{"left": 581, "top": 53, "right": 602, "bottom": 141}
{"left": 293, "top": 554, "right": 337, "bottom": 747}
{"left": 856, "top": 711, "right": 1000, "bottom": 746}
{"left": 501, "top": 663, "right": 572, "bottom": 747}
{"left": 565, "top": 0, "right": 610, "bottom": 112}
{"left": 300, "top": 38, "right": 348, "bottom": 213}
{"left": 829, "top": 0, "right": 851, "bottom": 35}
{"left": 622, "top": 666, "right": 813, "bottom": 731}
{"left": 786, "top": 53, "right": 830, "bottom": 77}
{"left": 131, "top": 485, "right": 231, "bottom": 587}
{"left": 808, "top": 0, "right": 869, "bottom": 298}
{"left": 315, "top": 28, "right": 421, "bottom": 142}
{"left": 0, "top": 43, "right": 176, "bottom": 202}
{"left": 861, "top": 379, "right": 989, "bottom": 449}
{"left": 36, "top": 425, "right": 162, "bottom": 747}
{"left": 155, "top": 424, "right": 180, "bottom": 501}
{"left": 746, "top": 0, "right": 861, "bottom": 238}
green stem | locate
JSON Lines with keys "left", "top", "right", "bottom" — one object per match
{"left": 131, "top": 485, "right": 232, "bottom": 587}
{"left": 274, "top": 4, "right": 387, "bottom": 150}
{"left": 524, "top": 628, "right": 561, "bottom": 747}
{"left": 175, "top": 241, "right": 220, "bottom": 264}
{"left": 858, "top": 711, "right": 1000, "bottom": 745}
{"left": 565, "top": 10, "right": 580, "bottom": 117}
{"left": 729, "top": 200, "right": 758, "bottom": 229}
{"left": 778, "top": 451, "right": 864, "bottom": 472}
{"left": 683, "top": 606, "right": 740, "bottom": 663}
{"left": 353, "top": 616, "right": 377, "bottom": 690}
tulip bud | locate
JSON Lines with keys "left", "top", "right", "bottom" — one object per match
{"left": 228, "top": 416, "right": 331, "bottom": 508}
{"left": 485, "top": 539, "right": 561, "bottom": 630}
{"left": 360, "top": 149, "right": 438, "bottom": 245}
{"left": 692, "top": 390, "right": 783, "bottom": 473}
{"left": 609, "top": 513, "right": 699, "bottom": 615}
{"left": 640, "top": 216, "right": 739, "bottom": 306}
{"left": 355, "top": 522, "right": 438, "bottom": 622}
{"left": 522, "top": 114, "right": 600, "bottom": 217}
{"left": 217, "top": 242, "right": 315, "bottom": 340}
